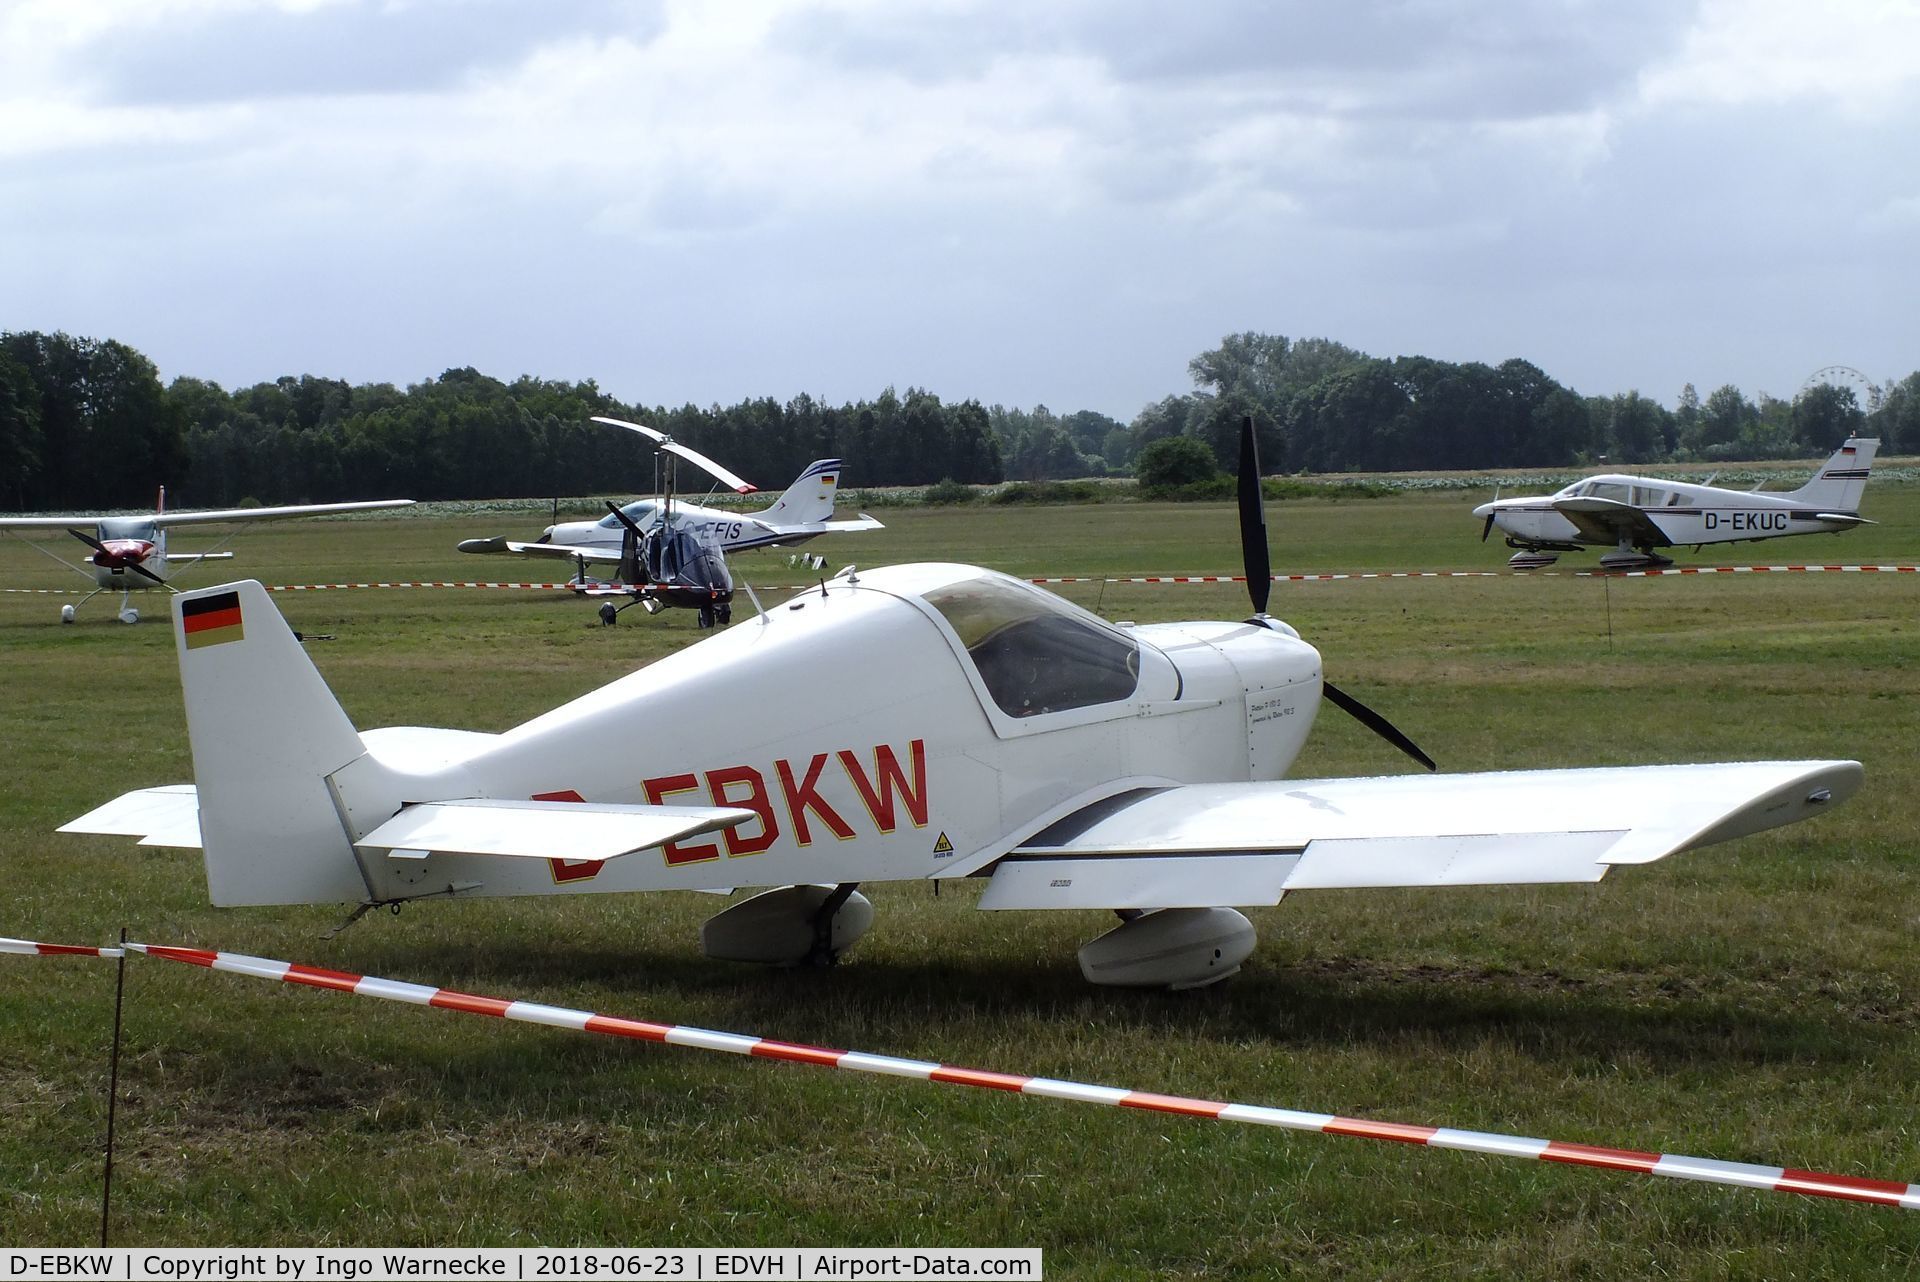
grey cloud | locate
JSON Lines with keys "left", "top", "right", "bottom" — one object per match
{"left": 80, "top": 0, "right": 664, "bottom": 106}
{"left": 779, "top": 0, "right": 1697, "bottom": 121}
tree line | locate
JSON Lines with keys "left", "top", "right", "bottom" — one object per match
{"left": 2, "top": 328, "right": 1913, "bottom": 512}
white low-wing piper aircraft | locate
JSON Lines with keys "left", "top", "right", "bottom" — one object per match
{"left": 456, "top": 416, "right": 883, "bottom": 584}
{"left": 1472, "top": 437, "right": 1879, "bottom": 568}
{"left": 63, "top": 422, "right": 1861, "bottom": 988}
{"left": 0, "top": 489, "right": 414, "bottom": 623}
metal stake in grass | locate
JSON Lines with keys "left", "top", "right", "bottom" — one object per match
{"left": 101, "top": 926, "right": 128, "bottom": 1248}
{"left": 1603, "top": 573, "right": 1614, "bottom": 648}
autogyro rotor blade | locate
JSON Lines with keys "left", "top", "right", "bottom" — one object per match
{"left": 1322, "top": 680, "right": 1437, "bottom": 772}
{"left": 68, "top": 528, "right": 166, "bottom": 585}
{"left": 1236, "top": 415, "right": 1271, "bottom": 617}
{"left": 590, "top": 416, "right": 757, "bottom": 494}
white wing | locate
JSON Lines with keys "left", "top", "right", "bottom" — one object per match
{"left": 980, "top": 761, "right": 1860, "bottom": 909}
{"left": 0, "top": 499, "right": 412, "bottom": 530}
{"left": 500, "top": 540, "right": 624, "bottom": 564}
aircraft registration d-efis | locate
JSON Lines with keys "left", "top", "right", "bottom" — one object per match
{"left": 64, "top": 423, "right": 1861, "bottom": 988}
{"left": 1473, "top": 438, "right": 1878, "bottom": 569}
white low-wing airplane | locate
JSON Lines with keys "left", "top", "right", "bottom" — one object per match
{"left": 1473, "top": 438, "right": 1879, "bottom": 568}
{"left": 0, "top": 489, "right": 414, "bottom": 623}
{"left": 456, "top": 416, "right": 883, "bottom": 583}
{"left": 64, "top": 422, "right": 1860, "bottom": 988}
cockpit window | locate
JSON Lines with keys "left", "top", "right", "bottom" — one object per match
{"left": 1588, "top": 482, "right": 1630, "bottom": 502}
{"left": 922, "top": 576, "right": 1140, "bottom": 718}
{"left": 596, "top": 500, "right": 658, "bottom": 529}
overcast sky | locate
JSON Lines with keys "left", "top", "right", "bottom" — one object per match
{"left": 2, "top": 0, "right": 1915, "bottom": 420}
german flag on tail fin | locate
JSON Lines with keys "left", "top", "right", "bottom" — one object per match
{"left": 181, "top": 590, "right": 244, "bottom": 649}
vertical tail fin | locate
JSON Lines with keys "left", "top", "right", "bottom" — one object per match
{"left": 756, "top": 460, "right": 843, "bottom": 526}
{"left": 173, "top": 581, "right": 370, "bottom": 905}
{"left": 1786, "top": 437, "right": 1879, "bottom": 511}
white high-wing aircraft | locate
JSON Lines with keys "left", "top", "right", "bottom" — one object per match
{"left": 1473, "top": 438, "right": 1879, "bottom": 568}
{"left": 456, "top": 416, "right": 883, "bottom": 584}
{"left": 64, "top": 422, "right": 1860, "bottom": 988}
{"left": 0, "top": 489, "right": 414, "bottom": 623}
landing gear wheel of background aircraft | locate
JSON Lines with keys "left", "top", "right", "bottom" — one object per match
{"left": 598, "top": 602, "right": 618, "bottom": 626}
{"left": 60, "top": 604, "right": 75, "bottom": 623}
{"left": 118, "top": 607, "right": 139, "bottom": 624}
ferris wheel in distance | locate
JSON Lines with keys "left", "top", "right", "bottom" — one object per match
{"left": 1798, "top": 365, "right": 1882, "bottom": 414}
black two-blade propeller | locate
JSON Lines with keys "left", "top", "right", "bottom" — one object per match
{"left": 1236, "top": 416, "right": 1435, "bottom": 772}
{"left": 67, "top": 528, "right": 167, "bottom": 586}
{"left": 603, "top": 501, "right": 647, "bottom": 587}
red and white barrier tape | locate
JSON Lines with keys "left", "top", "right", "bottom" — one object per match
{"left": 1, "top": 935, "right": 123, "bottom": 957}
{"left": 37, "top": 939, "right": 1894, "bottom": 1212}
{"left": 3, "top": 566, "right": 1916, "bottom": 597}
{"left": 1580, "top": 564, "right": 1920, "bottom": 578}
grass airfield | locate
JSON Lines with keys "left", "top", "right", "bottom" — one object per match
{"left": 3, "top": 486, "right": 1920, "bottom": 1276}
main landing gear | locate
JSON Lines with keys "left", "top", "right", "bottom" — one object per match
{"left": 700, "top": 883, "right": 875, "bottom": 968}
{"left": 1598, "top": 545, "right": 1673, "bottom": 571}
{"left": 59, "top": 588, "right": 139, "bottom": 624}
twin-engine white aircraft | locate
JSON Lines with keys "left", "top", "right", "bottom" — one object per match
{"left": 456, "top": 416, "right": 883, "bottom": 587}
{"left": 1473, "top": 437, "right": 1879, "bottom": 568}
{"left": 0, "top": 490, "right": 414, "bottom": 623}
{"left": 64, "top": 422, "right": 1860, "bottom": 988}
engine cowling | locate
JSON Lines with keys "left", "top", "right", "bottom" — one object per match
{"left": 1077, "top": 907, "right": 1256, "bottom": 989}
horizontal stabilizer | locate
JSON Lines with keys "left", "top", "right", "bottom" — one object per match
{"left": 164, "top": 551, "right": 235, "bottom": 562}
{"left": 983, "top": 761, "right": 1860, "bottom": 909}
{"left": 59, "top": 785, "right": 202, "bottom": 848}
{"left": 1812, "top": 513, "right": 1874, "bottom": 527}
{"left": 354, "top": 798, "right": 756, "bottom": 862}
{"left": 822, "top": 514, "right": 885, "bottom": 532}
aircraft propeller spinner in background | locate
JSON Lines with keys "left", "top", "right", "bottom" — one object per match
{"left": 0, "top": 489, "right": 414, "bottom": 623}
{"left": 65, "top": 420, "right": 1858, "bottom": 988}
{"left": 1474, "top": 438, "right": 1879, "bottom": 569}
{"left": 457, "top": 416, "right": 883, "bottom": 620}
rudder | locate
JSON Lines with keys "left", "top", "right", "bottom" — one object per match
{"left": 756, "top": 459, "right": 843, "bottom": 525}
{"left": 1786, "top": 437, "right": 1879, "bottom": 511}
{"left": 173, "top": 581, "right": 370, "bottom": 905}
